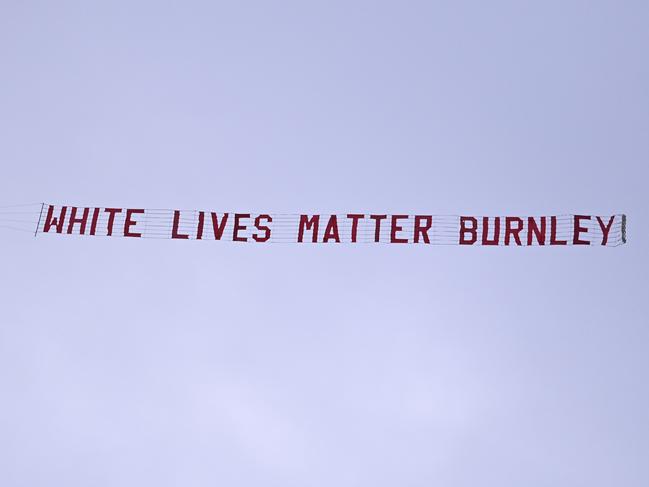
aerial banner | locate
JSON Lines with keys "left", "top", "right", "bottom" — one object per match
{"left": 33, "top": 204, "right": 627, "bottom": 246}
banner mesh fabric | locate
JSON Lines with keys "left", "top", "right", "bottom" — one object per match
{"left": 35, "top": 205, "right": 627, "bottom": 246}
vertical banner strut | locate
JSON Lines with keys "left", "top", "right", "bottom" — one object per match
{"left": 34, "top": 203, "right": 45, "bottom": 237}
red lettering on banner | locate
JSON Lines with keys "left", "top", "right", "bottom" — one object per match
{"left": 323, "top": 215, "right": 341, "bottom": 243}
{"left": 43, "top": 205, "right": 67, "bottom": 234}
{"left": 124, "top": 209, "right": 144, "bottom": 237}
{"left": 370, "top": 215, "right": 386, "bottom": 242}
{"left": 233, "top": 213, "right": 250, "bottom": 242}
{"left": 504, "top": 217, "right": 523, "bottom": 246}
{"left": 550, "top": 216, "right": 567, "bottom": 245}
{"left": 597, "top": 216, "right": 615, "bottom": 245}
{"left": 196, "top": 211, "right": 205, "bottom": 240}
{"left": 253, "top": 215, "right": 272, "bottom": 242}
{"left": 211, "top": 213, "right": 229, "bottom": 240}
{"left": 459, "top": 216, "right": 477, "bottom": 245}
{"left": 414, "top": 215, "right": 432, "bottom": 244}
{"left": 482, "top": 217, "right": 500, "bottom": 245}
{"left": 90, "top": 208, "right": 100, "bottom": 236}
{"left": 298, "top": 215, "right": 319, "bottom": 243}
{"left": 573, "top": 215, "right": 591, "bottom": 245}
{"left": 172, "top": 210, "right": 189, "bottom": 239}
{"left": 391, "top": 215, "right": 408, "bottom": 243}
{"left": 67, "top": 207, "right": 90, "bottom": 234}
{"left": 104, "top": 208, "right": 122, "bottom": 236}
{"left": 347, "top": 214, "right": 364, "bottom": 243}
{"left": 36, "top": 207, "right": 625, "bottom": 248}
{"left": 527, "top": 217, "right": 546, "bottom": 245}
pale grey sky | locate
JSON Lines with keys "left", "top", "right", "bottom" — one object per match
{"left": 0, "top": 1, "right": 647, "bottom": 486}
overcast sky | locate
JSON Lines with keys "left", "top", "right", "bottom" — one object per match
{"left": 1, "top": 1, "right": 648, "bottom": 486}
